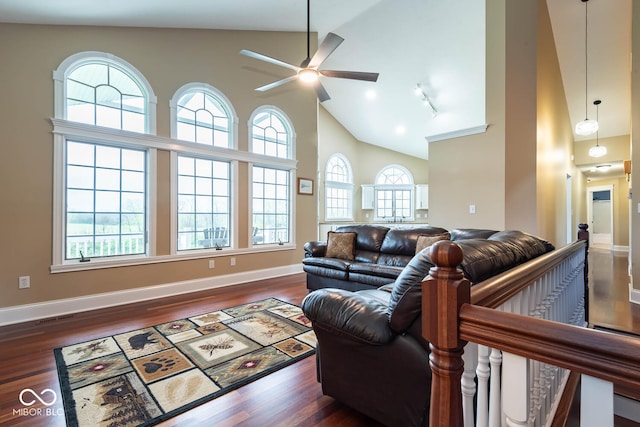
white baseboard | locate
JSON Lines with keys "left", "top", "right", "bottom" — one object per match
{"left": 0, "top": 264, "right": 303, "bottom": 326}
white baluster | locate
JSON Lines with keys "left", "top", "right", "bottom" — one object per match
{"left": 488, "top": 348, "right": 502, "bottom": 426}
{"left": 502, "top": 352, "right": 529, "bottom": 427}
{"left": 476, "top": 345, "right": 490, "bottom": 427}
{"left": 581, "top": 375, "right": 614, "bottom": 427}
{"left": 462, "top": 342, "right": 478, "bottom": 427}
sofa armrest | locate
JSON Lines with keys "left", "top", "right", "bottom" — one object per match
{"left": 301, "top": 288, "right": 395, "bottom": 345}
{"left": 304, "top": 241, "right": 327, "bottom": 257}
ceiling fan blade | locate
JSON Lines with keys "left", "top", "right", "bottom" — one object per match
{"left": 313, "top": 81, "right": 331, "bottom": 103}
{"left": 255, "top": 75, "right": 299, "bottom": 92}
{"left": 320, "top": 70, "right": 380, "bottom": 82}
{"left": 240, "top": 49, "right": 301, "bottom": 72}
{"left": 308, "top": 32, "right": 344, "bottom": 68}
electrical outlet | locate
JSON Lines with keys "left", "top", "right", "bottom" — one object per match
{"left": 469, "top": 204, "right": 476, "bottom": 214}
{"left": 208, "top": 260, "right": 215, "bottom": 269}
{"left": 19, "top": 276, "right": 30, "bottom": 289}
{"left": 230, "top": 257, "right": 236, "bottom": 266}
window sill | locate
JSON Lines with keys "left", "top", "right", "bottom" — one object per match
{"left": 50, "top": 244, "right": 296, "bottom": 273}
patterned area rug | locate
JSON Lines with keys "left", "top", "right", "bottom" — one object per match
{"left": 54, "top": 298, "right": 316, "bottom": 427}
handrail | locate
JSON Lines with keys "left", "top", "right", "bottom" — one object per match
{"left": 422, "top": 228, "right": 591, "bottom": 427}
{"left": 459, "top": 304, "right": 640, "bottom": 391}
{"left": 470, "top": 239, "right": 586, "bottom": 308}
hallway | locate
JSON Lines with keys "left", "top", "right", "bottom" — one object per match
{"left": 588, "top": 248, "right": 640, "bottom": 336}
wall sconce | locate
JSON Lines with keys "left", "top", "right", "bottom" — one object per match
{"left": 414, "top": 84, "right": 438, "bottom": 117}
{"left": 624, "top": 159, "right": 631, "bottom": 182}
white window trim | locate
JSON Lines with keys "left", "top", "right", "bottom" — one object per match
{"left": 325, "top": 153, "right": 354, "bottom": 221}
{"left": 52, "top": 51, "right": 158, "bottom": 135}
{"left": 248, "top": 106, "right": 296, "bottom": 247}
{"left": 248, "top": 105, "right": 297, "bottom": 160}
{"left": 169, "top": 82, "right": 239, "bottom": 149}
{"left": 51, "top": 131, "right": 158, "bottom": 268}
{"left": 373, "top": 164, "right": 415, "bottom": 222}
{"left": 169, "top": 151, "right": 238, "bottom": 254}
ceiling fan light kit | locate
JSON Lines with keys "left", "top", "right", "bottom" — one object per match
{"left": 239, "top": 0, "right": 379, "bottom": 102}
{"left": 575, "top": 0, "right": 598, "bottom": 136}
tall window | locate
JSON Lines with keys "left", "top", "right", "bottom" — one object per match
{"left": 53, "top": 52, "right": 156, "bottom": 264}
{"left": 177, "top": 156, "right": 231, "bottom": 250}
{"left": 250, "top": 107, "right": 294, "bottom": 245}
{"left": 173, "top": 85, "right": 234, "bottom": 148}
{"left": 375, "top": 165, "right": 414, "bottom": 221}
{"left": 66, "top": 142, "right": 146, "bottom": 259}
{"left": 325, "top": 154, "right": 353, "bottom": 220}
{"left": 252, "top": 166, "right": 290, "bottom": 245}
{"left": 170, "top": 84, "right": 236, "bottom": 251}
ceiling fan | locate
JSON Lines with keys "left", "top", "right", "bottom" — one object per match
{"left": 239, "top": 0, "right": 379, "bottom": 102}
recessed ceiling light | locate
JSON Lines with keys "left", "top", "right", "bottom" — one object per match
{"left": 365, "top": 90, "right": 377, "bottom": 100}
{"left": 395, "top": 126, "right": 406, "bottom": 135}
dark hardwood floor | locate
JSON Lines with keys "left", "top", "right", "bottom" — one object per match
{"left": 0, "top": 274, "right": 382, "bottom": 427}
{"left": 588, "top": 248, "right": 640, "bottom": 336}
{"left": 0, "top": 248, "right": 637, "bottom": 426}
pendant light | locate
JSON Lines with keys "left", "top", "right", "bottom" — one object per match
{"left": 588, "top": 100, "right": 607, "bottom": 157}
{"left": 575, "top": 0, "right": 599, "bottom": 136}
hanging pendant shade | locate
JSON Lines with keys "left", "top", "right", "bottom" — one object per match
{"left": 576, "top": 119, "right": 599, "bottom": 136}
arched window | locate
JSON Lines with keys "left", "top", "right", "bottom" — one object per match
{"left": 325, "top": 154, "right": 353, "bottom": 220}
{"left": 374, "top": 165, "right": 415, "bottom": 221}
{"left": 55, "top": 51, "right": 156, "bottom": 133}
{"left": 250, "top": 107, "right": 295, "bottom": 245}
{"left": 250, "top": 107, "right": 294, "bottom": 159}
{"left": 170, "top": 83, "right": 236, "bottom": 148}
{"left": 52, "top": 52, "right": 157, "bottom": 265}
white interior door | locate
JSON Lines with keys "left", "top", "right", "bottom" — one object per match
{"left": 587, "top": 185, "right": 614, "bottom": 248}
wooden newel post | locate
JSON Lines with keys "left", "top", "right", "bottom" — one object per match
{"left": 578, "top": 223, "right": 590, "bottom": 323}
{"left": 422, "top": 240, "right": 470, "bottom": 427}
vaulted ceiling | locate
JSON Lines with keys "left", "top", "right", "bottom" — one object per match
{"left": 0, "top": 0, "right": 631, "bottom": 175}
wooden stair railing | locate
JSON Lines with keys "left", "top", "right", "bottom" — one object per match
{"left": 422, "top": 238, "right": 640, "bottom": 427}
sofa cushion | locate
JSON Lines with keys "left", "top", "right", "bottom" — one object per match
{"left": 415, "top": 232, "right": 451, "bottom": 254}
{"left": 335, "top": 225, "right": 389, "bottom": 252}
{"left": 302, "top": 289, "right": 395, "bottom": 345}
{"left": 387, "top": 250, "right": 435, "bottom": 333}
{"left": 454, "top": 239, "right": 520, "bottom": 283}
{"left": 488, "top": 230, "right": 555, "bottom": 262}
{"left": 326, "top": 231, "right": 356, "bottom": 260}
{"left": 379, "top": 226, "right": 449, "bottom": 256}
{"left": 449, "top": 228, "right": 498, "bottom": 241}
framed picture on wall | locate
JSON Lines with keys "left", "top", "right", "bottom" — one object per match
{"left": 298, "top": 177, "right": 314, "bottom": 195}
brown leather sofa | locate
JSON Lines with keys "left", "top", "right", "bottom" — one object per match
{"left": 303, "top": 224, "right": 448, "bottom": 292}
{"left": 301, "top": 230, "right": 554, "bottom": 426}
{"left": 302, "top": 225, "right": 498, "bottom": 292}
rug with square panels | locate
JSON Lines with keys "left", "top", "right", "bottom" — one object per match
{"left": 54, "top": 298, "right": 316, "bottom": 427}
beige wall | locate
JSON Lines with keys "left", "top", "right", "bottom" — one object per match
{"left": 535, "top": 0, "right": 587, "bottom": 246}
{"left": 317, "top": 107, "right": 429, "bottom": 225}
{"left": 0, "top": 24, "right": 318, "bottom": 308}
{"left": 429, "top": 0, "right": 584, "bottom": 248}
{"left": 428, "top": 0, "right": 508, "bottom": 232}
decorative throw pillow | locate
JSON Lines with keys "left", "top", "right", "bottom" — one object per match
{"left": 325, "top": 231, "right": 356, "bottom": 261}
{"left": 415, "top": 232, "right": 451, "bottom": 255}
